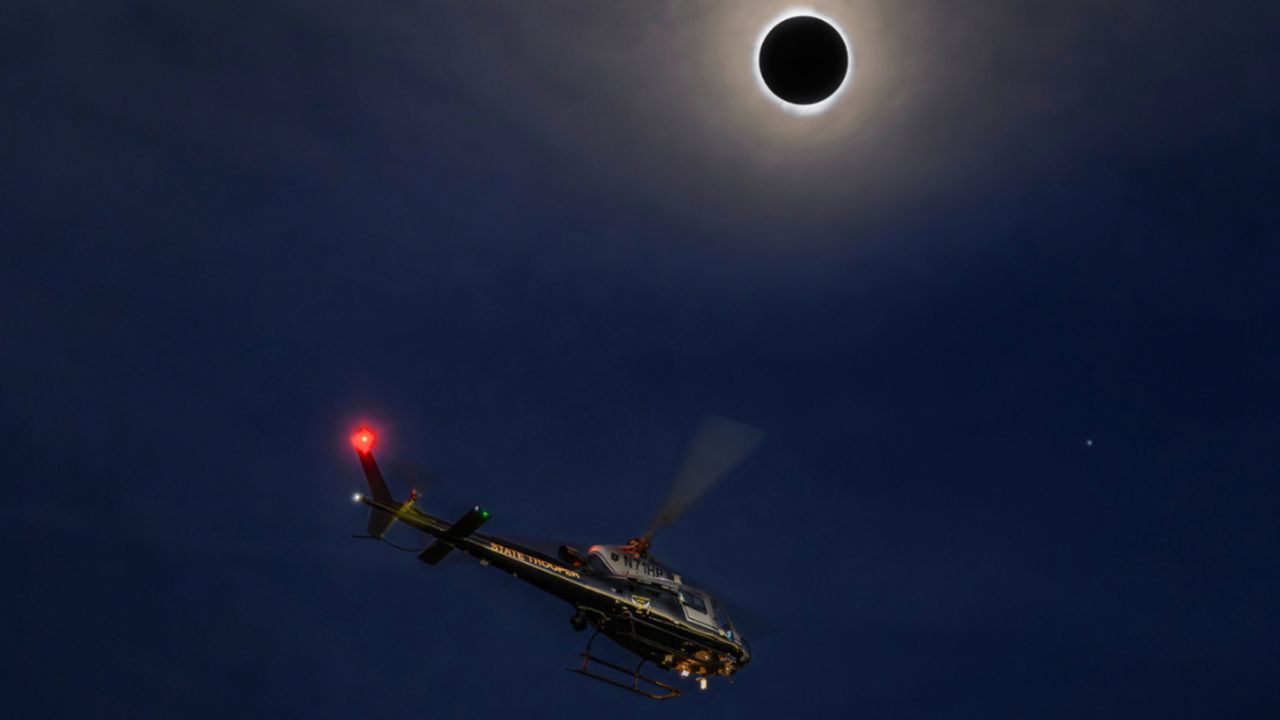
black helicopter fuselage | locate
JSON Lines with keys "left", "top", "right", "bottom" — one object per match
{"left": 357, "top": 494, "right": 750, "bottom": 684}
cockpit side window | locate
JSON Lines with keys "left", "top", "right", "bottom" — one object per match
{"left": 679, "top": 590, "right": 707, "bottom": 614}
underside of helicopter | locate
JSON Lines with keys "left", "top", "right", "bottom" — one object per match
{"left": 569, "top": 600, "right": 748, "bottom": 700}
{"left": 348, "top": 416, "right": 762, "bottom": 700}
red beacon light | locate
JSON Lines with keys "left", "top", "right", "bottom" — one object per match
{"left": 350, "top": 428, "right": 377, "bottom": 454}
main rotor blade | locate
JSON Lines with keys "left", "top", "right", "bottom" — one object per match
{"left": 644, "top": 415, "right": 763, "bottom": 541}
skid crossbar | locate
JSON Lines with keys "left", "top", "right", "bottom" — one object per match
{"left": 566, "top": 632, "right": 681, "bottom": 700}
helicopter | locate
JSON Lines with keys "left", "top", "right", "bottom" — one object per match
{"left": 348, "top": 416, "right": 763, "bottom": 700}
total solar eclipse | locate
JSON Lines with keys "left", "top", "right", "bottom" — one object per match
{"left": 757, "top": 14, "right": 849, "bottom": 110}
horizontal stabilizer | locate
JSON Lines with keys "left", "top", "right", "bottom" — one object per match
{"left": 446, "top": 506, "right": 491, "bottom": 540}
{"left": 416, "top": 506, "right": 491, "bottom": 566}
{"left": 417, "top": 541, "right": 453, "bottom": 565}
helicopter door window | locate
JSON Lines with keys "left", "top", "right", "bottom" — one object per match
{"left": 679, "top": 590, "right": 707, "bottom": 614}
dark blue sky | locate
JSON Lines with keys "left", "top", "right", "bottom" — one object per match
{"left": 4, "top": 2, "right": 1279, "bottom": 717}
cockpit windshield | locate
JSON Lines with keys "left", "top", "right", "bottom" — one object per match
{"left": 710, "top": 598, "right": 733, "bottom": 632}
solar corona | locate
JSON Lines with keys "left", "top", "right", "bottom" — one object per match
{"left": 755, "top": 10, "right": 852, "bottom": 115}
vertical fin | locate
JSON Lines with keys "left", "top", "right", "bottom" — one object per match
{"left": 353, "top": 435, "right": 396, "bottom": 538}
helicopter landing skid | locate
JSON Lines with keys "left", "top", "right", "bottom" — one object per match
{"left": 567, "top": 631, "right": 681, "bottom": 700}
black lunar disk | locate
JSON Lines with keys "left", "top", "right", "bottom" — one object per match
{"left": 758, "top": 16, "right": 848, "bottom": 105}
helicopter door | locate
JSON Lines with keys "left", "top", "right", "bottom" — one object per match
{"left": 678, "top": 589, "right": 717, "bottom": 630}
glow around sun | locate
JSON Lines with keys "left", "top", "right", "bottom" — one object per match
{"left": 754, "top": 8, "right": 853, "bottom": 117}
